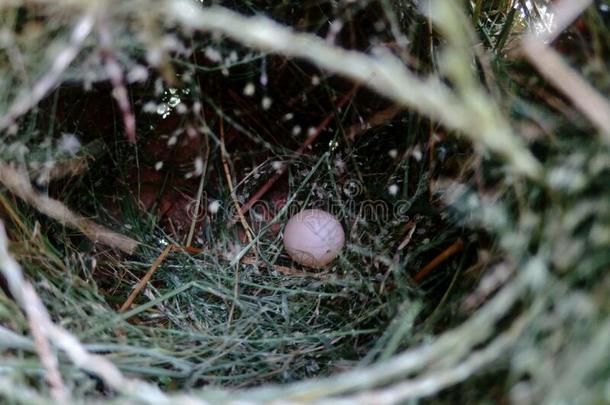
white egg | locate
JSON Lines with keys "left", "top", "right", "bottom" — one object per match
{"left": 283, "top": 209, "right": 345, "bottom": 268}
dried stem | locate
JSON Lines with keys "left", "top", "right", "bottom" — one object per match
{"left": 522, "top": 0, "right": 610, "bottom": 142}
{"left": 0, "top": 12, "right": 95, "bottom": 131}
{"left": 414, "top": 239, "right": 464, "bottom": 283}
{"left": 119, "top": 243, "right": 173, "bottom": 312}
{"left": 98, "top": 19, "right": 137, "bottom": 144}
{"left": 23, "top": 283, "right": 69, "bottom": 403}
{"left": 0, "top": 162, "right": 139, "bottom": 254}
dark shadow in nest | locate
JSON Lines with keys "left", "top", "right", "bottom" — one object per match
{"left": 20, "top": 0, "right": 489, "bottom": 387}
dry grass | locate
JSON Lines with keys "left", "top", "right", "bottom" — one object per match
{"left": 0, "top": 0, "right": 609, "bottom": 404}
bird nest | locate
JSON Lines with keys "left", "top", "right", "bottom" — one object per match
{"left": 1, "top": 1, "right": 610, "bottom": 404}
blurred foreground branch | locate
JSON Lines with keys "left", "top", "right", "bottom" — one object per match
{"left": 0, "top": 162, "right": 138, "bottom": 254}
{"left": 522, "top": 0, "right": 610, "bottom": 141}
{"left": 0, "top": 12, "right": 95, "bottom": 132}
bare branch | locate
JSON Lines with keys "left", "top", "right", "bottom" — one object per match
{"left": 522, "top": 0, "right": 610, "bottom": 142}
{"left": 0, "top": 162, "right": 139, "bottom": 254}
{"left": 23, "top": 283, "right": 69, "bottom": 403}
{"left": 0, "top": 12, "right": 95, "bottom": 131}
{"left": 98, "top": 19, "right": 137, "bottom": 144}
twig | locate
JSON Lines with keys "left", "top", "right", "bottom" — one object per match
{"left": 0, "top": 162, "right": 138, "bottom": 254}
{"left": 186, "top": 129, "right": 210, "bottom": 248}
{"left": 413, "top": 239, "right": 464, "bottom": 283}
{"left": 181, "top": 245, "right": 331, "bottom": 280}
{"left": 523, "top": 34, "right": 610, "bottom": 141}
{"left": 98, "top": 20, "right": 137, "bottom": 144}
{"left": 29, "top": 139, "right": 107, "bottom": 185}
{"left": 31, "top": 156, "right": 89, "bottom": 185}
{"left": 522, "top": 0, "right": 610, "bottom": 140}
{"left": 218, "top": 119, "right": 252, "bottom": 327}
{"left": 535, "top": 0, "right": 593, "bottom": 44}
{"left": 23, "top": 283, "right": 69, "bottom": 403}
{"left": 0, "top": 12, "right": 95, "bottom": 131}
{"left": 396, "top": 220, "right": 417, "bottom": 251}
{"left": 220, "top": 121, "right": 254, "bottom": 243}
{"left": 119, "top": 243, "right": 173, "bottom": 312}
{"left": 347, "top": 104, "right": 402, "bottom": 141}
{"left": 0, "top": 191, "right": 29, "bottom": 236}
{"left": 461, "top": 263, "right": 513, "bottom": 313}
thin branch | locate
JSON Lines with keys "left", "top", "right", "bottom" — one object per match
{"left": 119, "top": 243, "right": 173, "bottom": 312}
{"left": 0, "top": 12, "right": 95, "bottom": 131}
{"left": 98, "top": 19, "right": 137, "bottom": 144}
{"left": 220, "top": 121, "right": 254, "bottom": 242}
{"left": 23, "top": 283, "right": 69, "bottom": 403}
{"left": 0, "top": 162, "right": 139, "bottom": 254}
{"left": 347, "top": 104, "right": 402, "bottom": 141}
{"left": 413, "top": 239, "right": 464, "bottom": 283}
{"left": 522, "top": 0, "right": 610, "bottom": 142}
{"left": 537, "top": 0, "right": 593, "bottom": 44}
{"left": 186, "top": 130, "right": 209, "bottom": 247}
